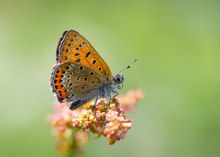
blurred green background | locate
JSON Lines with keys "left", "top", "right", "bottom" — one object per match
{"left": 0, "top": 0, "right": 219, "bottom": 157}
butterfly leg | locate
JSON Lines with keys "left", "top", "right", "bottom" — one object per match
{"left": 107, "top": 95, "right": 112, "bottom": 105}
{"left": 107, "top": 91, "right": 119, "bottom": 105}
{"left": 112, "top": 90, "right": 119, "bottom": 98}
{"left": 94, "top": 97, "right": 98, "bottom": 106}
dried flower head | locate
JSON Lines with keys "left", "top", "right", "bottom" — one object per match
{"left": 48, "top": 89, "right": 143, "bottom": 154}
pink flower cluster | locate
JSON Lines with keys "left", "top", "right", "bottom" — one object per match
{"left": 48, "top": 89, "right": 143, "bottom": 154}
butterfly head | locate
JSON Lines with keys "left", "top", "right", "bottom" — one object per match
{"left": 113, "top": 74, "right": 124, "bottom": 89}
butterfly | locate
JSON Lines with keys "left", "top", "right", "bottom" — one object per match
{"left": 50, "top": 30, "right": 137, "bottom": 110}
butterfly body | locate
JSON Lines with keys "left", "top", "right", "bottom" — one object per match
{"left": 51, "top": 30, "right": 124, "bottom": 110}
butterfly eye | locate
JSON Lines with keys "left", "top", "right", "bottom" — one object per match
{"left": 114, "top": 74, "right": 124, "bottom": 83}
{"left": 116, "top": 77, "right": 121, "bottom": 82}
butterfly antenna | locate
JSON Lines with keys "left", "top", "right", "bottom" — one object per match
{"left": 116, "top": 58, "right": 138, "bottom": 74}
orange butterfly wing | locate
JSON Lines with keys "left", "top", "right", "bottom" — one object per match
{"left": 56, "top": 30, "right": 113, "bottom": 81}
